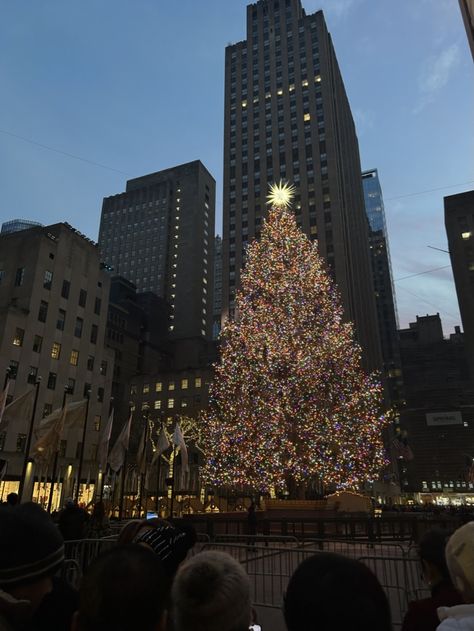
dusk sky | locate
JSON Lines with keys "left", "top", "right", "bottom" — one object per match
{"left": 0, "top": 0, "right": 472, "bottom": 333}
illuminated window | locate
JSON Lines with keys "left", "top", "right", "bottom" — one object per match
{"left": 154, "top": 400, "right": 162, "bottom": 410}
{"left": 181, "top": 399, "right": 188, "bottom": 408}
{"left": 181, "top": 379, "right": 188, "bottom": 389}
{"left": 70, "top": 349, "right": 79, "bottom": 366}
{"left": 168, "top": 398, "right": 175, "bottom": 409}
{"left": 169, "top": 382, "right": 175, "bottom": 391}
{"left": 304, "top": 113, "right": 311, "bottom": 122}
{"left": 94, "top": 415, "right": 101, "bottom": 431}
{"left": 13, "top": 328, "right": 24, "bottom": 347}
{"left": 155, "top": 382, "right": 162, "bottom": 392}
{"left": 143, "top": 383, "right": 150, "bottom": 394}
{"left": 277, "top": 89, "right": 283, "bottom": 95}
{"left": 241, "top": 100, "right": 247, "bottom": 107}
{"left": 130, "top": 384, "right": 137, "bottom": 395}
{"left": 51, "top": 342, "right": 61, "bottom": 360}
{"left": 315, "top": 75, "right": 321, "bottom": 82}
{"left": 462, "top": 231, "right": 472, "bottom": 240}
{"left": 195, "top": 377, "right": 202, "bottom": 388}
{"left": 302, "top": 79, "right": 309, "bottom": 87}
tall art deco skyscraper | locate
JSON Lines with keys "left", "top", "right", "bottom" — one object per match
{"left": 222, "top": 0, "right": 382, "bottom": 370}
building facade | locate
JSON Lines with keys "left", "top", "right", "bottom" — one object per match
{"left": 362, "top": 169, "right": 402, "bottom": 402}
{"left": 398, "top": 314, "right": 474, "bottom": 498}
{"left": 212, "top": 236, "right": 223, "bottom": 340}
{"left": 99, "top": 160, "right": 216, "bottom": 340}
{"left": 0, "top": 223, "right": 114, "bottom": 505}
{"left": 445, "top": 190, "right": 474, "bottom": 383}
{"left": 222, "top": 0, "right": 381, "bottom": 370}
{"left": 459, "top": 0, "right": 474, "bottom": 61}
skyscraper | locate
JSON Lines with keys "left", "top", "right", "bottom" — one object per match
{"left": 212, "top": 235, "right": 223, "bottom": 340}
{"left": 362, "top": 169, "right": 402, "bottom": 401}
{"left": 222, "top": 0, "right": 381, "bottom": 370}
{"left": 99, "top": 160, "right": 215, "bottom": 340}
{"left": 1, "top": 219, "right": 43, "bottom": 235}
{"left": 445, "top": 190, "right": 474, "bottom": 381}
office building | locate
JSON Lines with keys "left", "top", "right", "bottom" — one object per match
{"left": 459, "top": 0, "right": 474, "bottom": 60}
{"left": 362, "top": 169, "right": 402, "bottom": 401}
{"left": 222, "top": 0, "right": 381, "bottom": 370}
{"left": 0, "top": 223, "right": 114, "bottom": 504}
{"left": 213, "top": 236, "right": 223, "bottom": 340}
{"left": 445, "top": 190, "right": 474, "bottom": 381}
{"left": 1, "top": 219, "right": 43, "bottom": 235}
{"left": 99, "top": 160, "right": 216, "bottom": 341}
{"left": 398, "top": 314, "right": 474, "bottom": 497}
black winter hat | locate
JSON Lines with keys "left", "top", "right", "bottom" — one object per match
{"left": 0, "top": 502, "right": 65, "bottom": 588}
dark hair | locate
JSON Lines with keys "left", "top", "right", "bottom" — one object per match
{"left": 283, "top": 552, "right": 392, "bottom": 631}
{"left": 418, "top": 528, "right": 451, "bottom": 581}
{"left": 6, "top": 492, "right": 18, "bottom": 506}
{"left": 76, "top": 545, "right": 169, "bottom": 631}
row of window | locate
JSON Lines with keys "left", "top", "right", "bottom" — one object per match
{"left": 131, "top": 377, "right": 202, "bottom": 395}
{"left": 136, "top": 397, "right": 202, "bottom": 411}
{"left": 0, "top": 431, "right": 99, "bottom": 460}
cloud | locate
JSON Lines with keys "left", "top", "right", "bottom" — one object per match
{"left": 414, "top": 44, "right": 460, "bottom": 113}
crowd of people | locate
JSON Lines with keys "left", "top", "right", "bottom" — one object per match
{"left": 2, "top": 500, "right": 474, "bottom": 630}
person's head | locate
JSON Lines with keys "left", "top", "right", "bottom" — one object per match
{"left": 118, "top": 517, "right": 196, "bottom": 579}
{"left": 65, "top": 498, "right": 75, "bottom": 509}
{"left": 445, "top": 521, "right": 474, "bottom": 602}
{"left": 73, "top": 545, "right": 168, "bottom": 631}
{"left": 6, "top": 492, "right": 19, "bottom": 507}
{"left": 92, "top": 501, "right": 105, "bottom": 520}
{"left": 0, "top": 502, "right": 64, "bottom": 613}
{"left": 171, "top": 550, "right": 250, "bottom": 631}
{"left": 283, "top": 552, "right": 392, "bottom": 631}
{"left": 418, "top": 529, "right": 451, "bottom": 586}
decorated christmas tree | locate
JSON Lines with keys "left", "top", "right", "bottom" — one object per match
{"left": 201, "top": 183, "right": 390, "bottom": 496}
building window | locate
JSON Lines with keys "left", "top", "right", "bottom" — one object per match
{"left": 462, "top": 231, "right": 472, "bottom": 240}
{"left": 83, "top": 383, "right": 91, "bottom": 398}
{"left": 168, "top": 382, "right": 175, "bottom": 391}
{"left": 59, "top": 440, "right": 67, "bottom": 457}
{"left": 43, "top": 403, "right": 53, "bottom": 417}
{"left": 167, "top": 399, "right": 174, "bottom": 409}
{"left": 0, "top": 431, "right": 6, "bottom": 451}
{"left": 38, "top": 300, "right": 48, "bottom": 322}
{"left": 100, "top": 361, "right": 107, "bottom": 376}
{"left": 195, "top": 377, "right": 202, "bottom": 388}
{"left": 97, "top": 387, "right": 104, "bottom": 403}
{"left": 75, "top": 442, "right": 82, "bottom": 459}
{"left": 16, "top": 433, "right": 27, "bottom": 453}
{"left": 57, "top": 309, "right": 66, "bottom": 331}
{"left": 130, "top": 384, "right": 137, "bottom": 395}
{"left": 181, "top": 379, "right": 188, "bottom": 390}
{"left": 94, "top": 297, "right": 102, "bottom": 315}
{"left": 47, "top": 372, "right": 57, "bottom": 390}
{"left": 61, "top": 279, "right": 70, "bottom": 299}
{"left": 8, "top": 360, "right": 19, "bottom": 379}
{"left": 33, "top": 335, "right": 43, "bottom": 353}
{"left": 67, "top": 377, "right": 75, "bottom": 394}
{"left": 70, "top": 349, "right": 79, "bottom": 366}
{"left": 155, "top": 382, "right": 162, "bottom": 392}
{"left": 154, "top": 400, "right": 162, "bottom": 410}
{"left": 27, "top": 367, "right": 38, "bottom": 384}
{"left": 12, "top": 327, "right": 24, "bottom": 347}
{"left": 74, "top": 317, "right": 83, "bottom": 338}
{"left": 51, "top": 342, "right": 61, "bottom": 360}
{"left": 87, "top": 355, "right": 94, "bottom": 371}
{"left": 43, "top": 270, "right": 53, "bottom": 289}
{"left": 90, "top": 324, "right": 98, "bottom": 344}
{"left": 94, "top": 415, "right": 101, "bottom": 431}
{"left": 0, "top": 270, "right": 5, "bottom": 285}
{"left": 79, "top": 289, "right": 87, "bottom": 307}
{"left": 14, "top": 267, "right": 25, "bottom": 287}
{"left": 143, "top": 383, "right": 150, "bottom": 394}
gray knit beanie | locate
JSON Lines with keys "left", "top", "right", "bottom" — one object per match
{"left": 0, "top": 502, "right": 65, "bottom": 588}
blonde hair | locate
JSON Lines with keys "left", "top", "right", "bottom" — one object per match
{"left": 171, "top": 551, "right": 250, "bottom": 631}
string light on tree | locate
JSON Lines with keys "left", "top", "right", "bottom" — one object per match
{"left": 200, "top": 182, "right": 390, "bottom": 496}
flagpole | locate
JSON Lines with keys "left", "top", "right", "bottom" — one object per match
{"left": 170, "top": 444, "right": 177, "bottom": 518}
{"left": 18, "top": 377, "right": 42, "bottom": 501}
{"left": 3, "top": 367, "right": 11, "bottom": 390}
{"left": 47, "top": 386, "right": 70, "bottom": 513}
{"left": 138, "top": 405, "right": 150, "bottom": 519}
{"left": 74, "top": 389, "right": 91, "bottom": 504}
{"left": 99, "top": 397, "right": 114, "bottom": 503}
{"left": 118, "top": 404, "right": 133, "bottom": 520}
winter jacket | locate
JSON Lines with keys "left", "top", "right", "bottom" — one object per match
{"left": 401, "top": 581, "right": 463, "bottom": 631}
{"left": 437, "top": 604, "right": 474, "bottom": 630}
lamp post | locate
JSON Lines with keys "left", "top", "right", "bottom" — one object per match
{"left": 18, "top": 376, "right": 42, "bottom": 501}
{"left": 75, "top": 388, "right": 91, "bottom": 504}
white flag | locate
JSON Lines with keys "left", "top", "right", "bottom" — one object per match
{"left": 37, "top": 399, "right": 87, "bottom": 436}
{"left": 108, "top": 413, "right": 132, "bottom": 473}
{"left": 98, "top": 410, "right": 114, "bottom": 471}
{"left": 31, "top": 404, "right": 67, "bottom": 464}
{"left": 0, "top": 380, "right": 10, "bottom": 426}
{"left": 151, "top": 426, "right": 170, "bottom": 465}
{"left": 1, "top": 387, "right": 35, "bottom": 430}
{"left": 172, "top": 422, "right": 189, "bottom": 487}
